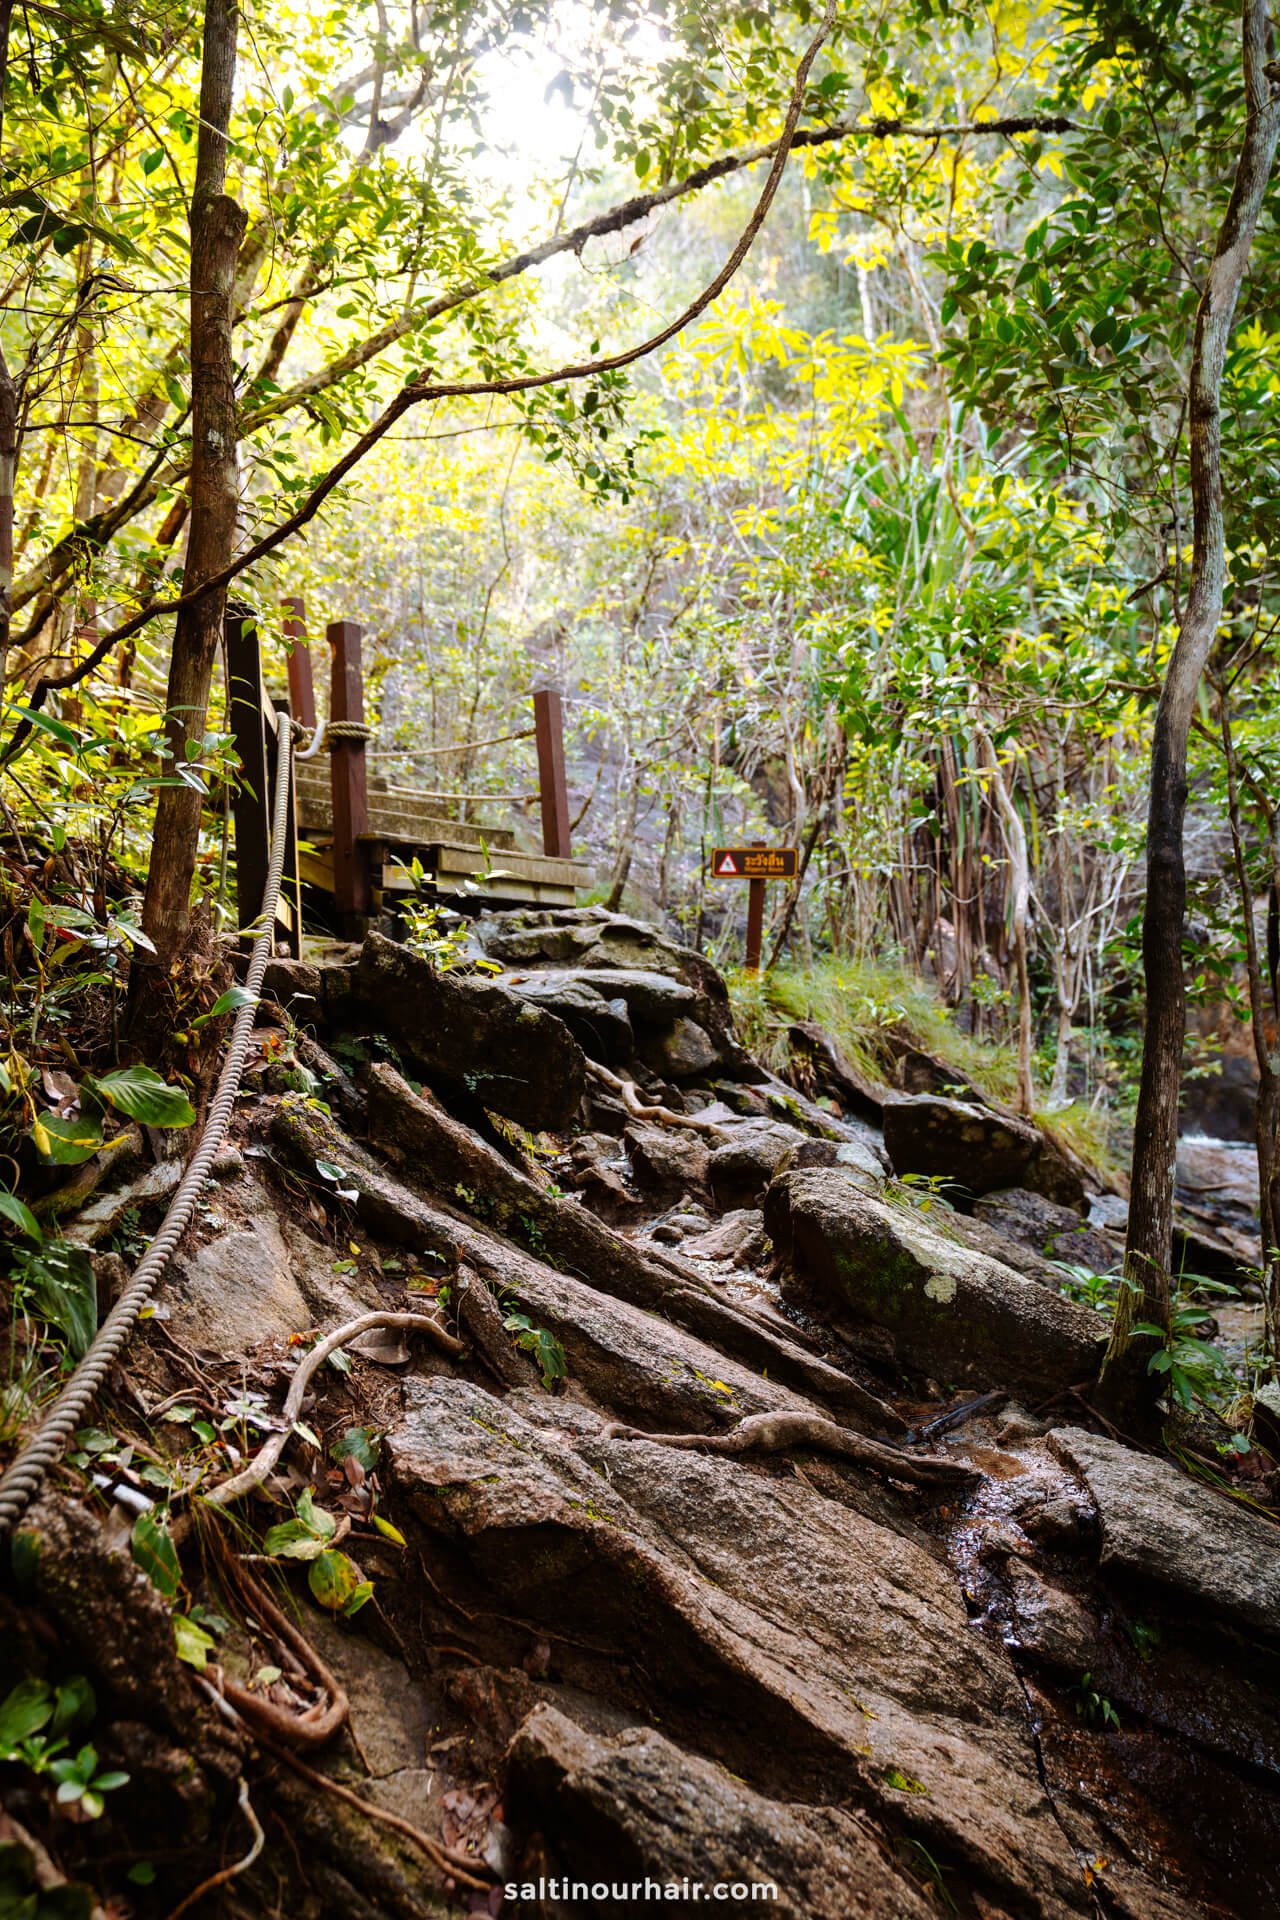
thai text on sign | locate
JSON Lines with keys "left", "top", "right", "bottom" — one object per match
{"left": 711, "top": 847, "right": 798, "bottom": 879}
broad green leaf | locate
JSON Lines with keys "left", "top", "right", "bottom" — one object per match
{"left": 331, "top": 1426, "right": 381, "bottom": 1472}
{"left": 0, "top": 1192, "right": 42, "bottom": 1241}
{"left": 261, "top": 1518, "right": 330, "bottom": 1561}
{"left": 87, "top": 1067, "right": 195, "bottom": 1129}
{"left": 0, "top": 1677, "right": 54, "bottom": 1750}
{"left": 173, "top": 1616, "right": 216, "bottom": 1671}
{"left": 191, "top": 984, "right": 258, "bottom": 1029}
{"left": 32, "top": 1111, "right": 103, "bottom": 1165}
{"left": 131, "top": 1511, "right": 181, "bottom": 1599}
{"left": 307, "top": 1549, "right": 365, "bottom": 1613}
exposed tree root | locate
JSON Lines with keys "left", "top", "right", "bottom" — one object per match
{"left": 206, "top": 1310, "right": 462, "bottom": 1508}
{"left": 587, "top": 1060, "right": 732, "bottom": 1137}
{"left": 166, "top": 1777, "right": 264, "bottom": 1920}
{"left": 209, "top": 1526, "right": 351, "bottom": 1748}
{"left": 260, "top": 1736, "right": 496, "bottom": 1892}
{"left": 604, "top": 1409, "right": 981, "bottom": 1487}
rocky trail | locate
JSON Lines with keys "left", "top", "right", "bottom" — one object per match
{"left": 4, "top": 909, "right": 1278, "bottom": 1920}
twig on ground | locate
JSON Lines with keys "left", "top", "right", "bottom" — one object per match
{"left": 166, "top": 1777, "right": 264, "bottom": 1920}
{"left": 261, "top": 1736, "right": 495, "bottom": 1890}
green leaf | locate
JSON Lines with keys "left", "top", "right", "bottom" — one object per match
{"left": 261, "top": 1518, "right": 330, "bottom": 1561}
{"left": 131, "top": 1511, "right": 181, "bottom": 1599}
{"left": 25, "top": 1243, "right": 98, "bottom": 1355}
{"left": 87, "top": 1066, "right": 195, "bottom": 1129}
{"left": 191, "top": 984, "right": 258, "bottom": 1029}
{"left": 371, "top": 1513, "right": 406, "bottom": 1547}
{"left": 307, "top": 1549, "right": 364, "bottom": 1612}
{"left": 0, "top": 1192, "right": 42, "bottom": 1241}
{"left": 331, "top": 1426, "right": 381, "bottom": 1472}
{"left": 173, "top": 1615, "right": 216, "bottom": 1670}
{"left": 0, "top": 1677, "right": 54, "bottom": 1750}
{"left": 32, "top": 1111, "right": 104, "bottom": 1165}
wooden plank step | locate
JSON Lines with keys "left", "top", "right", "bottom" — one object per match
{"left": 381, "top": 865, "right": 577, "bottom": 908}
{"left": 299, "top": 796, "right": 517, "bottom": 852}
{"left": 433, "top": 844, "right": 584, "bottom": 887}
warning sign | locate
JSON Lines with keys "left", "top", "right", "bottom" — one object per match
{"left": 711, "top": 847, "right": 798, "bottom": 880}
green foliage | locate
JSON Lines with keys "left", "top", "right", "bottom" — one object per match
{"left": 263, "top": 1487, "right": 340, "bottom": 1561}
{"left": 331, "top": 1426, "right": 381, "bottom": 1473}
{"left": 308, "top": 1549, "right": 373, "bottom": 1616}
{"left": 7, "top": 1236, "right": 98, "bottom": 1358}
{"left": 502, "top": 1308, "right": 567, "bottom": 1390}
{"left": 85, "top": 1066, "right": 196, "bottom": 1129}
{"left": 0, "top": 1674, "right": 126, "bottom": 1820}
{"left": 130, "top": 1510, "right": 182, "bottom": 1600}
{"left": 1074, "top": 1672, "right": 1120, "bottom": 1731}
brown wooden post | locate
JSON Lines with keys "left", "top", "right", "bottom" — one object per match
{"left": 328, "top": 619, "right": 371, "bottom": 931}
{"left": 533, "top": 687, "right": 571, "bottom": 859}
{"left": 282, "top": 594, "right": 315, "bottom": 732}
{"left": 226, "top": 610, "right": 269, "bottom": 948}
{"left": 745, "top": 840, "right": 766, "bottom": 973}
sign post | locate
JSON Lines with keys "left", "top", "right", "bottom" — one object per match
{"left": 709, "top": 841, "right": 798, "bottom": 973}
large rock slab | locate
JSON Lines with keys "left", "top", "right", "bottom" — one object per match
{"left": 498, "top": 969, "right": 634, "bottom": 1064}
{"left": 1048, "top": 1427, "right": 1280, "bottom": 1643}
{"left": 708, "top": 1118, "right": 810, "bottom": 1209}
{"left": 472, "top": 907, "right": 747, "bottom": 1065}
{"left": 974, "top": 1187, "right": 1120, "bottom": 1277}
{"left": 387, "top": 1377, "right": 1088, "bottom": 1919}
{"left": 883, "top": 1094, "right": 1085, "bottom": 1210}
{"left": 354, "top": 931, "right": 585, "bottom": 1131}
{"left": 507, "top": 1704, "right": 934, "bottom": 1920}
{"left": 765, "top": 1169, "right": 1106, "bottom": 1396}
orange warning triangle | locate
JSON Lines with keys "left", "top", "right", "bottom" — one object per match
{"left": 717, "top": 853, "right": 739, "bottom": 874}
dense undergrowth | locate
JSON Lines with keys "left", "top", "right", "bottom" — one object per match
{"left": 727, "top": 959, "right": 1116, "bottom": 1178}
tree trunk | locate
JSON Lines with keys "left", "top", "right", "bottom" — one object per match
{"left": 606, "top": 761, "right": 642, "bottom": 911}
{"left": 138, "top": 0, "right": 246, "bottom": 982}
{"left": 1099, "top": 0, "right": 1280, "bottom": 1418}
{"left": 977, "top": 725, "right": 1035, "bottom": 1115}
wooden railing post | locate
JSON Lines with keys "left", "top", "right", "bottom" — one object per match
{"left": 328, "top": 619, "right": 371, "bottom": 931}
{"left": 282, "top": 594, "right": 316, "bottom": 733}
{"left": 227, "top": 610, "right": 270, "bottom": 950}
{"left": 533, "top": 687, "right": 571, "bottom": 859}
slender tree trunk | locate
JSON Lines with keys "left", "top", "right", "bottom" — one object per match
{"left": 138, "top": 0, "right": 246, "bottom": 981}
{"left": 978, "top": 726, "right": 1035, "bottom": 1115}
{"left": 0, "top": 345, "right": 15, "bottom": 694}
{"left": 1099, "top": 0, "right": 1280, "bottom": 1417}
{"left": 606, "top": 760, "right": 642, "bottom": 911}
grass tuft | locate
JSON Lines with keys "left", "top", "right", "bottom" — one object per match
{"left": 727, "top": 958, "right": 1116, "bottom": 1181}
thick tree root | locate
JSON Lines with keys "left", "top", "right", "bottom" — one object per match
{"left": 586, "top": 1060, "right": 732, "bottom": 1137}
{"left": 603, "top": 1410, "right": 981, "bottom": 1487}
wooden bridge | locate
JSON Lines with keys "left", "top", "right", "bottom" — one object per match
{"left": 227, "top": 600, "right": 586, "bottom": 952}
